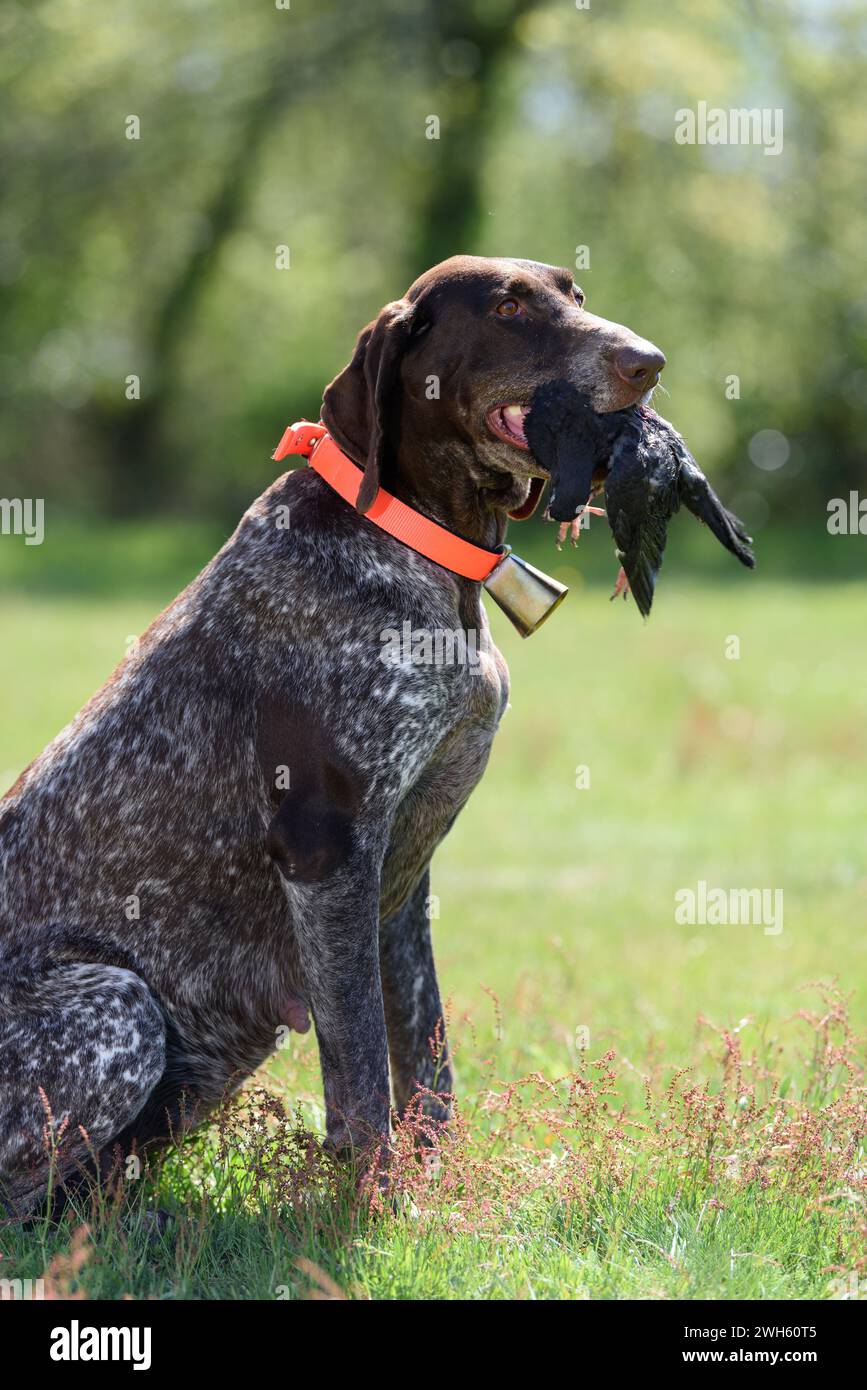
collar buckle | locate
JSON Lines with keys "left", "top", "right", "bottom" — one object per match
{"left": 272, "top": 420, "right": 328, "bottom": 462}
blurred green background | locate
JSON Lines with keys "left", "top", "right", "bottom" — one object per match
{"left": 1, "top": 0, "right": 865, "bottom": 557}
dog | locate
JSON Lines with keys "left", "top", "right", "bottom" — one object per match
{"left": 0, "top": 256, "right": 664, "bottom": 1212}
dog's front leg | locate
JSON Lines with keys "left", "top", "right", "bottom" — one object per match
{"left": 379, "top": 868, "right": 452, "bottom": 1128}
{"left": 290, "top": 850, "right": 391, "bottom": 1159}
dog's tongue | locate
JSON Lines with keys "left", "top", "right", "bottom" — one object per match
{"left": 509, "top": 476, "right": 546, "bottom": 520}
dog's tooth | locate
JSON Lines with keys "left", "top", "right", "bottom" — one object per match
{"left": 504, "top": 405, "right": 524, "bottom": 419}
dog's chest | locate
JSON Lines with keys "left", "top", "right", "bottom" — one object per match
{"left": 375, "top": 623, "right": 509, "bottom": 917}
{"left": 361, "top": 608, "right": 509, "bottom": 788}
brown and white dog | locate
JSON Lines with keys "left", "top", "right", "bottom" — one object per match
{"left": 0, "top": 256, "right": 663, "bottom": 1212}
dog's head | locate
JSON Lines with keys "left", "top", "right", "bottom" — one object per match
{"left": 322, "top": 255, "right": 664, "bottom": 520}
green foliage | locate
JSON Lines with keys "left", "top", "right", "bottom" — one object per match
{"left": 1, "top": 0, "right": 864, "bottom": 545}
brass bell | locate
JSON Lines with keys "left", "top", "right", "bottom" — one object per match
{"left": 483, "top": 547, "right": 568, "bottom": 637}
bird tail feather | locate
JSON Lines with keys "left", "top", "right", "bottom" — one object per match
{"left": 679, "top": 460, "right": 755, "bottom": 569}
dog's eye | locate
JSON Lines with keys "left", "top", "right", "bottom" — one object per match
{"left": 495, "top": 298, "right": 522, "bottom": 317}
{"left": 573, "top": 286, "right": 586, "bottom": 307}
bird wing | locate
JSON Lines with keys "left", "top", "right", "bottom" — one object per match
{"left": 603, "top": 425, "right": 676, "bottom": 618}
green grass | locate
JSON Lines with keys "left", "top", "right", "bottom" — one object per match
{"left": 1, "top": 530, "right": 865, "bottom": 1300}
{"left": 2, "top": 1180, "right": 852, "bottom": 1301}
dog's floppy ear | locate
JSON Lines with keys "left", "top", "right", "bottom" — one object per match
{"left": 321, "top": 299, "right": 416, "bottom": 514}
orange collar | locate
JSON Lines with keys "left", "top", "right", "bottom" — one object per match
{"left": 273, "top": 421, "right": 505, "bottom": 582}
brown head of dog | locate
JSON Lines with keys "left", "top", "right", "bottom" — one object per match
{"left": 321, "top": 254, "right": 665, "bottom": 546}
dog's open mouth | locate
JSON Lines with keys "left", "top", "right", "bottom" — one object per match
{"left": 486, "top": 404, "right": 530, "bottom": 449}
{"left": 486, "top": 404, "right": 549, "bottom": 518}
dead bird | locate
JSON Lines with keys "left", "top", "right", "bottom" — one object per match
{"left": 523, "top": 380, "right": 755, "bottom": 616}
{"left": 523, "top": 378, "right": 622, "bottom": 526}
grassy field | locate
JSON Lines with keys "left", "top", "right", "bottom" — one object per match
{"left": 1, "top": 526, "right": 865, "bottom": 1300}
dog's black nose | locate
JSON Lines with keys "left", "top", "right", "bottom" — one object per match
{"left": 614, "top": 340, "right": 666, "bottom": 387}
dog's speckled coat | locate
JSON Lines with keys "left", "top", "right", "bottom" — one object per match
{"left": 0, "top": 256, "right": 662, "bottom": 1211}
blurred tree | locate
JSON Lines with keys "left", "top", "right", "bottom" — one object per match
{"left": 92, "top": 49, "right": 304, "bottom": 512}
{"left": 411, "top": 0, "right": 537, "bottom": 271}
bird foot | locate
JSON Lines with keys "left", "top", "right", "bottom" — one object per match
{"left": 555, "top": 506, "right": 606, "bottom": 549}
{"left": 610, "top": 566, "right": 631, "bottom": 602}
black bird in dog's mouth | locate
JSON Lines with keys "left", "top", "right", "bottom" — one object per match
{"left": 523, "top": 380, "right": 756, "bottom": 617}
